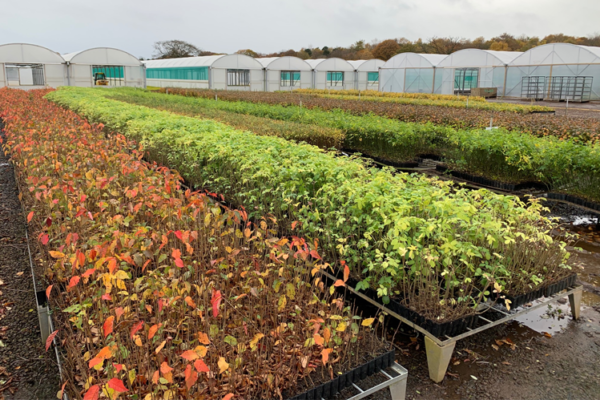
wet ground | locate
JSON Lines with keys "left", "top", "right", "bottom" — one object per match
{"left": 0, "top": 137, "right": 60, "bottom": 399}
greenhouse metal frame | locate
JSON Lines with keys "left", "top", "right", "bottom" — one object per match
{"left": 257, "top": 56, "right": 313, "bottom": 92}
{"left": 379, "top": 53, "right": 447, "bottom": 93}
{"left": 63, "top": 47, "right": 145, "bottom": 88}
{"left": 144, "top": 54, "right": 264, "bottom": 91}
{"left": 0, "top": 43, "right": 66, "bottom": 89}
{"left": 505, "top": 43, "right": 600, "bottom": 101}
{"left": 348, "top": 59, "right": 385, "bottom": 91}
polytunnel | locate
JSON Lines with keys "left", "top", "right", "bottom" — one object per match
{"left": 305, "top": 58, "right": 356, "bottom": 90}
{"left": 257, "top": 56, "right": 312, "bottom": 91}
{"left": 348, "top": 59, "right": 385, "bottom": 90}
{"left": 0, "top": 43, "right": 66, "bottom": 88}
{"left": 434, "top": 49, "right": 522, "bottom": 95}
{"left": 379, "top": 53, "right": 447, "bottom": 93}
{"left": 63, "top": 47, "right": 145, "bottom": 88}
{"left": 144, "top": 54, "right": 264, "bottom": 91}
{"left": 505, "top": 43, "right": 600, "bottom": 101}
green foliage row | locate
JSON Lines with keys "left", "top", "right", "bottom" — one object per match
{"left": 111, "top": 88, "right": 600, "bottom": 202}
{"left": 47, "top": 87, "right": 570, "bottom": 322}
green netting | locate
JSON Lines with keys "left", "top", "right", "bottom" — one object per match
{"left": 146, "top": 67, "right": 209, "bottom": 81}
{"left": 280, "top": 71, "right": 301, "bottom": 86}
{"left": 367, "top": 72, "right": 379, "bottom": 82}
{"left": 327, "top": 72, "right": 344, "bottom": 85}
{"left": 93, "top": 66, "right": 124, "bottom": 79}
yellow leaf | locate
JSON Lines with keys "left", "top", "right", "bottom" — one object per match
{"left": 194, "top": 345, "right": 207, "bottom": 358}
{"left": 49, "top": 251, "right": 65, "bottom": 259}
{"left": 336, "top": 322, "right": 347, "bottom": 332}
{"left": 155, "top": 340, "right": 166, "bottom": 354}
{"left": 218, "top": 357, "right": 229, "bottom": 374}
{"left": 129, "top": 369, "right": 136, "bottom": 385}
{"left": 114, "top": 270, "right": 130, "bottom": 280}
{"left": 278, "top": 295, "right": 287, "bottom": 312}
{"left": 505, "top": 299, "right": 512, "bottom": 311}
{"left": 361, "top": 318, "right": 375, "bottom": 327}
{"left": 249, "top": 333, "right": 264, "bottom": 349}
{"left": 134, "top": 335, "right": 143, "bottom": 347}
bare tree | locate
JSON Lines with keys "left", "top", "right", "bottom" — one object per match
{"left": 152, "top": 40, "right": 203, "bottom": 59}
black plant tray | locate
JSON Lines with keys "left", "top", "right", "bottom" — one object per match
{"left": 546, "top": 192, "right": 600, "bottom": 212}
{"left": 285, "top": 350, "right": 395, "bottom": 400}
{"left": 530, "top": 110, "right": 556, "bottom": 115}
{"left": 505, "top": 273, "right": 578, "bottom": 309}
{"left": 340, "top": 148, "right": 419, "bottom": 169}
{"left": 325, "top": 271, "right": 478, "bottom": 338}
{"left": 436, "top": 165, "right": 548, "bottom": 191}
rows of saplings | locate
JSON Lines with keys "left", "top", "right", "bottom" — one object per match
{"left": 0, "top": 88, "right": 391, "bottom": 400}
{"left": 292, "top": 89, "right": 554, "bottom": 114}
{"left": 47, "top": 87, "right": 575, "bottom": 335}
{"left": 161, "top": 88, "right": 600, "bottom": 143}
{"left": 105, "top": 88, "right": 600, "bottom": 204}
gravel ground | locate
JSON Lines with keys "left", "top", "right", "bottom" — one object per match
{"left": 0, "top": 131, "right": 60, "bottom": 399}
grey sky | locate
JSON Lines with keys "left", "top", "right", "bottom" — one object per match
{"left": 1, "top": 0, "right": 599, "bottom": 58}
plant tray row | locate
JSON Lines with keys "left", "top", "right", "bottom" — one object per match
{"left": 285, "top": 350, "right": 396, "bottom": 400}
{"left": 436, "top": 165, "right": 548, "bottom": 191}
{"left": 340, "top": 148, "right": 419, "bottom": 169}
{"left": 504, "top": 274, "right": 577, "bottom": 309}
{"left": 545, "top": 192, "right": 600, "bottom": 212}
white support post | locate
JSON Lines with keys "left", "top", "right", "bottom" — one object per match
{"left": 388, "top": 376, "right": 407, "bottom": 400}
{"left": 569, "top": 287, "right": 582, "bottom": 320}
{"left": 425, "top": 336, "right": 455, "bottom": 383}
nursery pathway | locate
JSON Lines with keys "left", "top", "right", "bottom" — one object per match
{"left": 0, "top": 128, "right": 59, "bottom": 399}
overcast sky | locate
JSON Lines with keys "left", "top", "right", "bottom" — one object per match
{"left": 1, "top": 0, "right": 599, "bottom": 58}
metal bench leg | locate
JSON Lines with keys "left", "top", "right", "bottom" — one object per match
{"left": 388, "top": 377, "right": 407, "bottom": 400}
{"left": 424, "top": 336, "right": 455, "bottom": 383}
{"left": 568, "top": 287, "right": 582, "bottom": 320}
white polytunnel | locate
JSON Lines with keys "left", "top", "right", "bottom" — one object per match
{"left": 144, "top": 54, "right": 264, "bottom": 91}
{"left": 434, "top": 49, "right": 522, "bottom": 95}
{"left": 505, "top": 43, "right": 600, "bottom": 101}
{"left": 257, "top": 56, "right": 312, "bottom": 92}
{"left": 63, "top": 47, "right": 145, "bottom": 88}
{"left": 347, "top": 59, "right": 385, "bottom": 90}
{"left": 305, "top": 58, "right": 356, "bottom": 90}
{"left": 0, "top": 43, "right": 66, "bottom": 89}
{"left": 379, "top": 53, "right": 447, "bottom": 93}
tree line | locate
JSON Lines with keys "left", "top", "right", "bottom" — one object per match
{"left": 152, "top": 33, "right": 600, "bottom": 61}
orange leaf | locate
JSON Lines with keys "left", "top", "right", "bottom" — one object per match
{"left": 103, "top": 316, "right": 114, "bottom": 338}
{"left": 194, "top": 359, "right": 210, "bottom": 373}
{"left": 152, "top": 370, "right": 159, "bottom": 384}
{"left": 333, "top": 279, "right": 345, "bottom": 287}
{"left": 222, "top": 394, "right": 234, "bottom": 400}
{"left": 88, "top": 357, "right": 103, "bottom": 369}
{"left": 49, "top": 251, "right": 65, "bottom": 259}
{"left": 148, "top": 324, "right": 159, "bottom": 340}
{"left": 322, "top": 348, "right": 332, "bottom": 365}
{"left": 160, "top": 361, "right": 173, "bottom": 374}
{"left": 185, "top": 364, "right": 198, "bottom": 389}
{"left": 107, "top": 258, "right": 117, "bottom": 274}
{"left": 181, "top": 350, "right": 199, "bottom": 361}
{"left": 83, "top": 385, "right": 100, "bottom": 400}
{"left": 59, "top": 381, "right": 67, "bottom": 399}
{"left": 115, "top": 307, "right": 124, "bottom": 322}
{"left": 323, "top": 327, "right": 331, "bottom": 344}
{"left": 67, "top": 276, "right": 80, "bottom": 290}
{"left": 185, "top": 296, "right": 196, "bottom": 308}
{"left": 45, "top": 329, "right": 59, "bottom": 351}
{"left": 211, "top": 289, "right": 222, "bottom": 318}
{"left": 198, "top": 332, "right": 210, "bottom": 345}
{"left": 155, "top": 340, "right": 166, "bottom": 354}
{"left": 45, "top": 284, "right": 52, "bottom": 301}
{"left": 343, "top": 263, "right": 350, "bottom": 283}
{"left": 313, "top": 333, "right": 324, "bottom": 346}
{"left": 27, "top": 211, "right": 34, "bottom": 223}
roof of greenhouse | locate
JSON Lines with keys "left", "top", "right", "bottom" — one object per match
{"left": 143, "top": 54, "right": 263, "bottom": 70}
{"left": 0, "top": 43, "right": 65, "bottom": 64}
{"left": 63, "top": 47, "right": 142, "bottom": 66}
{"left": 508, "top": 43, "right": 600, "bottom": 66}
{"left": 257, "top": 56, "right": 312, "bottom": 70}
{"left": 305, "top": 58, "right": 355, "bottom": 71}
{"left": 381, "top": 52, "right": 447, "bottom": 69}
{"left": 347, "top": 59, "right": 385, "bottom": 71}
{"left": 437, "top": 49, "right": 522, "bottom": 67}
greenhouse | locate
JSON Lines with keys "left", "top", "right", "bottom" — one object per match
{"left": 305, "top": 58, "right": 356, "bottom": 90}
{"left": 144, "top": 54, "right": 264, "bottom": 91}
{"left": 504, "top": 43, "right": 600, "bottom": 101}
{"left": 257, "top": 56, "right": 313, "bottom": 91}
{"left": 434, "top": 49, "right": 522, "bottom": 95}
{"left": 63, "top": 47, "right": 145, "bottom": 88}
{"left": 379, "top": 53, "right": 447, "bottom": 93}
{"left": 348, "top": 59, "right": 385, "bottom": 90}
{"left": 0, "top": 43, "right": 66, "bottom": 88}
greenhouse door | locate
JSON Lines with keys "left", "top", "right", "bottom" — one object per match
{"left": 454, "top": 68, "right": 479, "bottom": 94}
{"left": 5, "top": 64, "right": 44, "bottom": 86}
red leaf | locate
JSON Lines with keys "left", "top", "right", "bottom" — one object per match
{"left": 194, "top": 359, "right": 210, "bottom": 373}
{"left": 45, "top": 285, "right": 53, "bottom": 301}
{"left": 45, "top": 329, "right": 59, "bottom": 351}
{"left": 103, "top": 316, "right": 114, "bottom": 338}
{"left": 101, "top": 293, "right": 112, "bottom": 301}
{"left": 185, "top": 364, "right": 198, "bottom": 389}
{"left": 27, "top": 211, "right": 34, "bottom": 223}
{"left": 88, "top": 357, "right": 103, "bottom": 369}
{"left": 67, "top": 276, "right": 80, "bottom": 290}
{"left": 82, "top": 268, "right": 96, "bottom": 278}
{"left": 130, "top": 321, "right": 144, "bottom": 338}
{"left": 41, "top": 234, "right": 49, "bottom": 245}
{"left": 310, "top": 250, "right": 321, "bottom": 260}
{"left": 211, "top": 289, "right": 222, "bottom": 318}
{"left": 45, "top": 217, "right": 52, "bottom": 227}
{"left": 115, "top": 307, "right": 124, "bottom": 322}
{"left": 174, "top": 230, "right": 183, "bottom": 241}
{"left": 113, "top": 363, "right": 123, "bottom": 372}
{"left": 175, "top": 258, "right": 184, "bottom": 268}
{"left": 83, "top": 385, "right": 100, "bottom": 400}
{"left": 107, "top": 378, "right": 128, "bottom": 392}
